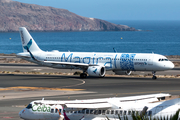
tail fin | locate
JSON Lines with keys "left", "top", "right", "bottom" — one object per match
{"left": 19, "top": 27, "right": 42, "bottom": 52}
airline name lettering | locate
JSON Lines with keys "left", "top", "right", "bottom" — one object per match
{"left": 60, "top": 53, "right": 112, "bottom": 68}
{"left": 32, "top": 104, "right": 51, "bottom": 112}
{"left": 48, "top": 53, "right": 136, "bottom": 69}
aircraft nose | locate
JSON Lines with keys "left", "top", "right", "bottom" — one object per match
{"left": 19, "top": 109, "right": 25, "bottom": 119}
{"left": 19, "top": 110, "right": 22, "bottom": 118}
{"left": 165, "top": 62, "right": 174, "bottom": 70}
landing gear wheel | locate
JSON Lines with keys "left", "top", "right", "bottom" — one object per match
{"left": 80, "top": 73, "right": 87, "bottom": 78}
{"left": 152, "top": 71, "right": 157, "bottom": 80}
{"left": 152, "top": 76, "right": 157, "bottom": 80}
{"left": 100, "top": 75, "right": 105, "bottom": 78}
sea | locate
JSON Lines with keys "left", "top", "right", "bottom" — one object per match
{"left": 0, "top": 20, "right": 180, "bottom": 55}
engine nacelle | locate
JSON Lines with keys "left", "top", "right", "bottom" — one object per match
{"left": 87, "top": 66, "right": 106, "bottom": 77}
{"left": 113, "top": 70, "right": 132, "bottom": 75}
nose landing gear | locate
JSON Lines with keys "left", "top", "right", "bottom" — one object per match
{"left": 152, "top": 71, "right": 157, "bottom": 79}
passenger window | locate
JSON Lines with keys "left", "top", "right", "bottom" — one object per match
{"left": 120, "top": 110, "right": 123, "bottom": 116}
{"left": 115, "top": 110, "right": 119, "bottom": 115}
{"left": 124, "top": 110, "right": 127, "bottom": 115}
{"left": 98, "top": 110, "right": 101, "bottom": 114}
{"left": 66, "top": 111, "right": 69, "bottom": 113}
{"left": 78, "top": 110, "right": 82, "bottom": 114}
{"left": 128, "top": 111, "right": 131, "bottom": 115}
{"left": 86, "top": 109, "right": 89, "bottom": 114}
{"left": 82, "top": 110, "right": 85, "bottom": 114}
{"left": 132, "top": 111, "right": 135, "bottom": 115}
{"left": 59, "top": 109, "right": 61, "bottom": 113}
{"left": 94, "top": 110, "right": 98, "bottom": 115}
{"left": 111, "top": 110, "right": 114, "bottom": 114}
{"left": 102, "top": 110, "right": 106, "bottom": 115}
{"left": 55, "top": 109, "right": 58, "bottom": 113}
{"left": 74, "top": 111, "right": 77, "bottom": 114}
{"left": 90, "top": 110, "right": 94, "bottom": 114}
{"left": 51, "top": 109, "right": 54, "bottom": 113}
{"left": 106, "top": 110, "right": 110, "bottom": 114}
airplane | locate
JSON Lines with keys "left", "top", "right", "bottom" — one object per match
{"left": 19, "top": 93, "right": 180, "bottom": 120}
{"left": 17, "top": 27, "right": 174, "bottom": 79}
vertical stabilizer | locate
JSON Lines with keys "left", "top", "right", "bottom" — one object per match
{"left": 19, "top": 27, "right": 42, "bottom": 52}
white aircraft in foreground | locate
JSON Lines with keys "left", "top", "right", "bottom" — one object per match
{"left": 19, "top": 93, "right": 180, "bottom": 120}
{"left": 17, "top": 27, "right": 174, "bottom": 79}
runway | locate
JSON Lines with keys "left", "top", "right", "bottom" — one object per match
{"left": 0, "top": 63, "right": 180, "bottom": 120}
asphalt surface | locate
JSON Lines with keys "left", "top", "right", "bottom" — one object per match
{"left": 0, "top": 63, "right": 180, "bottom": 120}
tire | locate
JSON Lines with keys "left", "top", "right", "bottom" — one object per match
{"left": 152, "top": 76, "right": 157, "bottom": 80}
{"left": 80, "top": 73, "right": 87, "bottom": 78}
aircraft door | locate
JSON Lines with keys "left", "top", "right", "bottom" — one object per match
{"left": 148, "top": 56, "right": 154, "bottom": 65}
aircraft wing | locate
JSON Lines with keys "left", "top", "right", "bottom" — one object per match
{"left": 44, "top": 61, "right": 99, "bottom": 67}
{"left": 65, "top": 102, "right": 112, "bottom": 109}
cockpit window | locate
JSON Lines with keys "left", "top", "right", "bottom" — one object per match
{"left": 158, "top": 58, "right": 169, "bottom": 61}
{"left": 26, "top": 104, "right": 32, "bottom": 109}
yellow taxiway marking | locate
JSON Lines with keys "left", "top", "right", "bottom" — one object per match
{"left": 0, "top": 86, "right": 84, "bottom": 91}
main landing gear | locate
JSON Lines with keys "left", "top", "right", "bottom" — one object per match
{"left": 80, "top": 73, "right": 87, "bottom": 78}
{"left": 152, "top": 71, "right": 157, "bottom": 79}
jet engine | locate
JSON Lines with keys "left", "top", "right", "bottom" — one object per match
{"left": 87, "top": 66, "right": 106, "bottom": 77}
{"left": 113, "top": 70, "right": 132, "bottom": 75}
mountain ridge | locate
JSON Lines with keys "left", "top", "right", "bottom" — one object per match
{"left": 0, "top": 0, "right": 137, "bottom": 32}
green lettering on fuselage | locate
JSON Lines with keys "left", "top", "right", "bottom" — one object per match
{"left": 32, "top": 104, "right": 51, "bottom": 112}
{"left": 32, "top": 105, "right": 37, "bottom": 111}
{"left": 37, "top": 106, "right": 41, "bottom": 112}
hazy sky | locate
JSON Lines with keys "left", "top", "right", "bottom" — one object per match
{"left": 14, "top": 0, "right": 180, "bottom": 20}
